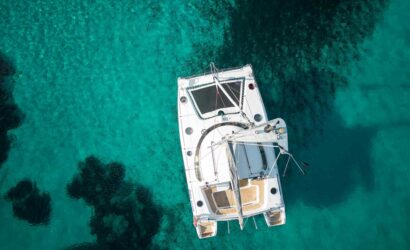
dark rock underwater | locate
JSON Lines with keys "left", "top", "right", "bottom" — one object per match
{"left": 5, "top": 179, "right": 51, "bottom": 225}
{"left": 0, "top": 53, "right": 23, "bottom": 168}
{"left": 67, "top": 156, "right": 161, "bottom": 250}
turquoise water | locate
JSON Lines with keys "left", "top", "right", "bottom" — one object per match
{"left": 0, "top": 0, "right": 409, "bottom": 249}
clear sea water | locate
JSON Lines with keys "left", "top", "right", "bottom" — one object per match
{"left": 0, "top": 0, "right": 409, "bottom": 249}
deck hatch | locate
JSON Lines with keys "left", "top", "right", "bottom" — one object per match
{"left": 188, "top": 79, "right": 244, "bottom": 118}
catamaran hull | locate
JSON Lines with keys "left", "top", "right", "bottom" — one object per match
{"left": 178, "top": 65, "right": 287, "bottom": 238}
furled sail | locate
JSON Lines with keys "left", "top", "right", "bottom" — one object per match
{"left": 222, "top": 118, "right": 289, "bottom": 151}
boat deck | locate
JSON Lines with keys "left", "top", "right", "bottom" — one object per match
{"left": 203, "top": 179, "right": 265, "bottom": 215}
{"left": 178, "top": 65, "right": 287, "bottom": 239}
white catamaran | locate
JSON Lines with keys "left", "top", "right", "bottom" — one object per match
{"left": 178, "top": 64, "right": 303, "bottom": 238}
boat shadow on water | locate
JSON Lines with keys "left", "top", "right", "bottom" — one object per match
{"left": 280, "top": 111, "right": 377, "bottom": 208}
{"left": 264, "top": 69, "right": 378, "bottom": 208}
{"left": 212, "top": 0, "right": 388, "bottom": 208}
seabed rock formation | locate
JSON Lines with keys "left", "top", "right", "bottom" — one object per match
{"left": 5, "top": 179, "right": 51, "bottom": 225}
{"left": 0, "top": 52, "right": 23, "bottom": 168}
{"left": 67, "top": 156, "right": 161, "bottom": 250}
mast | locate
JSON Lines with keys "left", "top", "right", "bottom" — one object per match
{"left": 213, "top": 118, "right": 289, "bottom": 151}
{"left": 225, "top": 141, "right": 244, "bottom": 230}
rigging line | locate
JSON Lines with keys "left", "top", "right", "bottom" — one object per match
{"left": 211, "top": 120, "right": 216, "bottom": 143}
{"left": 213, "top": 90, "right": 223, "bottom": 144}
{"left": 227, "top": 84, "right": 240, "bottom": 97}
{"left": 233, "top": 142, "right": 281, "bottom": 148}
{"left": 214, "top": 142, "right": 224, "bottom": 175}
{"left": 266, "top": 151, "right": 282, "bottom": 176}
{"left": 214, "top": 85, "right": 219, "bottom": 111}
{"left": 212, "top": 103, "right": 225, "bottom": 140}
{"left": 241, "top": 143, "right": 253, "bottom": 175}
{"left": 224, "top": 131, "right": 272, "bottom": 142}
{"left": 233, "top": 142, "right": 247, "bottom": 179}
{"left": 244, "top": 95, "right": 254, "bottom": 119}
{"left": 194, "top": 122, "right": 249, "bottom": 181}
{"left": 212, "top": 140, "right": 281, "bottom": 148}
{"left": 242, "top": 83, "right": 256, "bottom": 123}
{"left": 210, "top": 63, "right": 247, "bottom": 122}
{"left": 210, "top": 117, "right": 224, "bottom": 142}
{"left": 222, "top": 81, "right": 252, "bottom": 124}
{"left": 215, "top": 77, "right": 243, "bottom": 112}
{"left": 215, "top": 126, "right": 277, "bottom": 145}
{"left": 213, "top": 89, "right": 225, "bottom": 143}
{"left": 244, "top": 216, "right": 250, "bottom": 227}
{"left": 213, "top": 124, "right": 226, "bottom": 151}
{"left": 211, "top": 112, "right": 218, "bottom": 145}
{"left": 212, "top": 86, "right": 223, "bottom": 152}
{"left": 288, "top": 153, "right": 306, "bottom": 175}
{"left": 210, "top": 62, "right": 218, "bottom": 78}
{"left": 222, "top": 78, "right": 242, "bottom": 102}
{"left": 211, "top": 63, "right": 228, "bottom": 109}
{"left": 214, "top": 79, "right": 221, "bottom": 110}
{"left": 215, "top": 78, "right": 246, "bottom": 111}
{"left": 215, "top": 126, "right": 224, "bottom": 138}
{"left": 212, "top": 63, "right": 222, "bottom": 126}
{"left": 227, "top": 143, "right": 244, "bottom": 230}
{"left": 234, "top": 143, "right": 245, "bottom": 198}
{"left": 245, "top": 98, "right": 255, "bottom": 126}
{"left": 235, "top": 143, "right": 239, "bottom": 173}
{"left": 282, "top": 154, "right": 291, "bottom": 177}
{"left": 197, "top": 143, "right": 223, "bottom": 163}
{"left": 240, "top": 82, "right": 255, "bottom": 121}
{"left": 228, "top": 83, "right": 241, "bottom": 96}
{"left": 218, "top": 86, "right": 228, "bottom": 108}
{"left": 210, "top": 142, "right": 218, "bottom": 180}
{"left": 223, "top": 82, "right": 241, "bottom": 104}
{"left": 252, "top": 216, "right": 258, "bottom": 230}
{"left": 258, "top": 142, "right": 268, "bottom": 171}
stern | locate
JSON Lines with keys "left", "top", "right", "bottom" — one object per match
{"left": 264, "top": 207, "right": 286, "bottom": 227}
{"left": 195, "top": 220, "right": 217, "bottom": 239}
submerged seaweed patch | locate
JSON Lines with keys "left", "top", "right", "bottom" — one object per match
{"left": 0, "top": 52, "right": 23, "bottom": 168}
{"left": 67, "top": 156, "right": 161, "bottom": 250}
{"left": 217, "top": 0, "right": 387, "bottom": 143}
{"left": 5, "top": 179, "right": 51, "bottom": 225}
